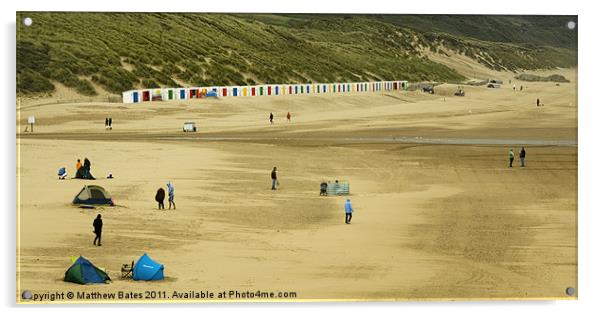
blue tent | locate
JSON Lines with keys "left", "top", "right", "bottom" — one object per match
{"left": 133, "top": 253, "right": 164, "bottom": 281}
{"left": 206, "top": 90, "right": 218, "bottom": 98}
{"left": 64, "top": 256, "right": 111, "bottom": 284}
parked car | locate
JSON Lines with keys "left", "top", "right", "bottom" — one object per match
{"left": 183, "top": 121, "right": 197, "bottom": 132}
{"left": 454, "top": 89, "right": 465, "bottom": 96}
{"left": 422, "top": 86, "right": 435, "bottom": 94}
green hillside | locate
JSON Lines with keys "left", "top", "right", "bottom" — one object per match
{"left": 16, "top": 13, "right": 577, "bottom": 97}
{"left": 368, "top": 15, "right": 577, "bottom": 49}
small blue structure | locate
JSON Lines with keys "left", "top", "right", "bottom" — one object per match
{"left": 58, "top": 167, "right": 67, "bottom": 179}
{"left": 133, "top": 253, "right": 164, "bottom": 281}
{"left": 206, "top": 90, "right": 218, "bottom": 98}
{"left": 326, "top": 181, "right": 350, "bottom": 196}
{"left": 133, "top": 91, "right": 139, "bottom": 103}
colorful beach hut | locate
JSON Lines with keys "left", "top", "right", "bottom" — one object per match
{"left": 121, "top": 79, "right": 408, "bottom": 104}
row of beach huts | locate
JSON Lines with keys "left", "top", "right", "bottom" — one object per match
{"left": 122, "top": 80, "right": 409, "bottom": 104}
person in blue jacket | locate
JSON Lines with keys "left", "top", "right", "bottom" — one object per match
{"left": 167, "top": 182, "right": 176, "bottom": 210}
{"left": 58, "top": 167, "right": 67, "bottom": 179}
{"left": 345, "top": 197, "right": 354, "bottom": 224}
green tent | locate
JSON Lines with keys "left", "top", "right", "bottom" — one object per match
{"left": 64, "top": 256, "right": 111, "bottom": 284}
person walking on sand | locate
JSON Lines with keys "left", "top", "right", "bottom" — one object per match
{"left": 167, "top": 182, "right": 176, "bottom": 210}
{"left": 108, "top": 117, "right": 113, "bottom": 130}
{"left": 155, "top": 187, "right": 165, "bottom": 210}
{"left": 269, "top": 112, "right": 274, "bottom": 125}
{"left": 344, "top": 197, "right": 354, "bottom": 224}
{"left": 271, "top": 167, "right": 278, "bottom": 190}
{"left": 93, "top": 214, "right": 103, "bottom": 246}
{"left": 286, "top": 111, "right": 291, "bottom": 122}
{"left": 519, "top": 147, "right": 526, "bottom": 167}
{"left": 537, "top": 98, "right": 540, "bottom": 107}
{"left": 508, "top": 148, "right": 515, "bottom": 168}
{"left": 105, "top": 117, "right": 109, "bottom": 130}
{"left": 76, "top": 159, "right": 82, "bottom": 171}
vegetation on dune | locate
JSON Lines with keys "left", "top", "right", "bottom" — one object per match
{"left": 515, "top": 73, "right": 570, "bottom": 83}
{"left": 16, "top": 13, "right": 576, "bottom": 97}
{"left": 366, "top": 15, "right": 577, "bottom": 50}
{"left": 422, "top": 32, "right": 576, "bottom": 71}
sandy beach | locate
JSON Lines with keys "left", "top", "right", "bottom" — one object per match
{"left": 16, "top": 68, "right": 577, "bottom": 302}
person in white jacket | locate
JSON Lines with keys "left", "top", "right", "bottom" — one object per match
{"left": 167, "top": 182, "right": 176, "bottom": 210}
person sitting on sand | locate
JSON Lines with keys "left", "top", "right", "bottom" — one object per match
{"left": 320, "top": 182, "right": 328, "bottom": 196}
{"left": 58, "top": 167, "right": 67, "bottom": 180}
{"left": 167, "top": 182, "right": 176, "bottom": 210}
{"left": 155, "top": 188, "right": 165, "bottom": 210}
{"left": 83, "top": 158, "right": 90, "bottom": 172}
{"left": 344, "top": 197, "right": 354, "bottom": 224}
{"left": 83, "top": 158, "right": 95, "bottom": 179}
